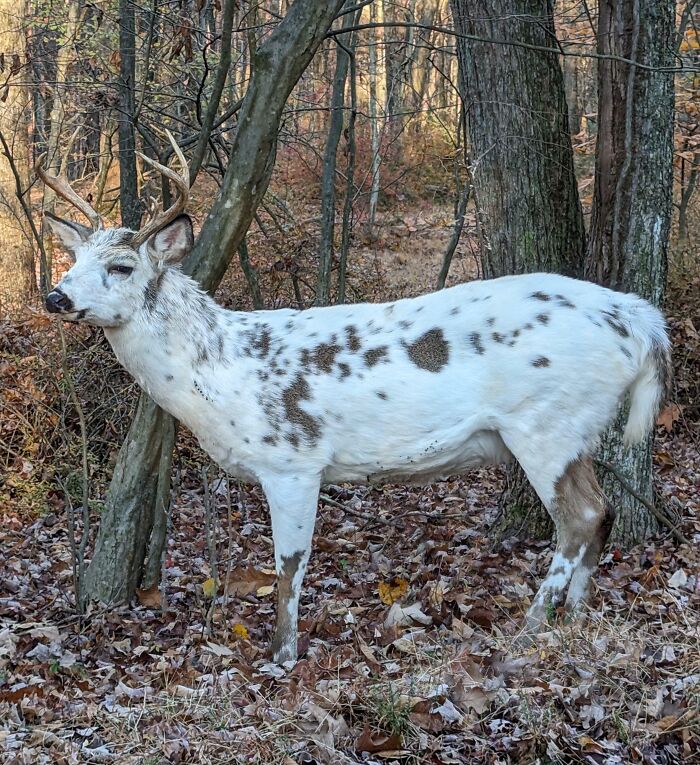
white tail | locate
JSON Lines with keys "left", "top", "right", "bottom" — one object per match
{"left": 622, "top": 301, "right": 672, "bottom": 446}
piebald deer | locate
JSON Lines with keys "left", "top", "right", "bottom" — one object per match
{"left": 40, "top": 136, "right": 671, "bottom": 663}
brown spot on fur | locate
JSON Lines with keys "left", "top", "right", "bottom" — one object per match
{"left": 469, "top": 332, "right": 485, "bottom": 355}
{"left": 376, "top": 391, "right": 388, "bottom": 399}
{"left": 554, "top": 294, "right": 576, "bottom": 308}
{"left": 405, "top": 328, "right": 450, "bottom": 372}
{"left": 601, "top": 310, "right": 629, "bottom": 337}
{"left": 536, "top": 313, "right": 550, "bottom": 325}
{"left": 338, "top": 362, "right": 351, "bottom": 379}
{"left": 523, "top": 323, "right": 533, "bottom": 330}
{"left": 450, "top": 307, "right": 460, "bottom": 316}
{"left": 285, "top": 432, "right": 300, "bottom": 448}
{"left": 282, "top": 374, "right": 320, "bottom": 443}
{"left": 492, "top": 331, "right": 505, "bottom": 343}
{"left": 530, "top": 291, "right": 551, "bottom": 301}
{"left": 345, "top": 325, "right": 361, "bottom": 352}
{"left": 309, "top": 342, "right": 341, "bottom": 373}
{"left": 364, "top": 346, "right": 388, "bottom": 367}
{"left": 251, "top": 326, "right": 271, "bottom": 357}
{"left": 262, "top": 435, "right": 277, "bottom": 445}
{"left": 619, "top": 344, "right": 632, "bottom": 359}
{"left": 398, "top": 320, "right": 413, "bottom": 330}
{"left": 486, "top": 317, "right": 496, "bottom": 326}
{"left": 532, "top": 356, "right": 550, "bottom": 367}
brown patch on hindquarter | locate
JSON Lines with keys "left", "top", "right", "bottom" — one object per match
{"left": 554, "top": 458, "right": 611, "bottom": 562}
{"left": 405, "top": 328, "right": 449, "bottom": 372}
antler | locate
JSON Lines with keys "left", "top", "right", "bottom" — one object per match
{"left": 132, "top": 130, "right": 190, "bottom": 248}
{"left": 35, "top": 134, "right": 104, "bottom": 231}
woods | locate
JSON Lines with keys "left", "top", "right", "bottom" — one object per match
{"left": 1, "top": 1, "right": 699, "bottom": 763}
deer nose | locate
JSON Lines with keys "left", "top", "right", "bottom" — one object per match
{"left": 46, "top": 289, "right": 73, "bottom": 313}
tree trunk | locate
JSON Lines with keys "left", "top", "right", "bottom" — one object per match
{"left": 83, "top": 0, "right": 346, "bottom": 605}
{"left": 367, "top": 0, "right": 382, "bottom": 235}
{"left": 316, "top": 6, "right": 356, "bottom": 306}
{"left": 118, "top": 0, "right": 142, "bottom": 230}
{"left": 0, "top": 0, "right": 34, "bottom": 307}
{"left": 450, "top": 0, "right": 586, "bottom": 541}
{"left": 585, "top": 0, "right": 675, "bottom": 546}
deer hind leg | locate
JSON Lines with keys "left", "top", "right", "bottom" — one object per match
{"left": 525, "top": 457, "right": 612, "bottom": 630}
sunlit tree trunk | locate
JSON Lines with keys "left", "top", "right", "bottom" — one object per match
{"left": 367, "top": 0, "right": 382, "bottom": 234}
{"left": 585, "top": 0, "right": 675, "bottom": 546}
{"left": 450, "top": 0, "right": 586, "bottom": 541}
{"left": 0, "top": 0, "right": 34, "bottom": 307}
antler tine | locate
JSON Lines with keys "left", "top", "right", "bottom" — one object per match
{"left": 35, "top": 152, "right": 104, "bottom": 232}
{"left": 132, "top": 130, "right": 190, "bottom": 248}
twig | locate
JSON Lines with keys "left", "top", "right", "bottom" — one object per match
{"left": 222, "top": 476, "right": 235, "bottom": 627}
{"left": 58, "top": 323, "right": 91, "bottom": 611}
{"left": 595, "top": 459, "right": 690, "bottom": 546}
{"left": 202, "top": 467, "right": 219, "bottom": 636}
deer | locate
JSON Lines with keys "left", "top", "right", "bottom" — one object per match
{"left": 38, "top": 135, "right": 671, "bottom": 664}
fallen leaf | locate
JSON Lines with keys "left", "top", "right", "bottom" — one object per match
{"left": 356, "top": 724, "right": 402, "bottom": 753}
{"left": 378, "top": 577, "right": 409, "bottom": 605}
{"left": 202, "top": 577, "right": 218, "bottom": 598}
{"left": 136, "top": 584, "right": 161, "bottom": 608}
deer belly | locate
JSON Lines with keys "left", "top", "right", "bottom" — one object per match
{"left": 323, "top": 429, "right": 511, "bottom": 484}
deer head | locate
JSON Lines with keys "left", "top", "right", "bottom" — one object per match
{"left": 41, "top": 132, "right": 193, "bottom": 328}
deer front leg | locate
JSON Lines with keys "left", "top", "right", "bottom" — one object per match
{"left": 261, "top": 473, "right": 320, "bottom": 665}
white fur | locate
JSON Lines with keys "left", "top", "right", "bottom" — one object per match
{"left": 46, "top": 218, "right": 671, "bottom": 661}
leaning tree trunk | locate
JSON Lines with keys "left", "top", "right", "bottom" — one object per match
{"left": 450, "top": 0, "right": 586, "bottom": 541}
{"left": 83, "top": 0, "right": 346, "bottom": 605}
{"left": 585, "top": 0, "right": 674, "bottom": 546}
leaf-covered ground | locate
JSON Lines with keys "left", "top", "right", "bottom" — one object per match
{"left": 1, "top": 429, "right": 699, "bottom": 764}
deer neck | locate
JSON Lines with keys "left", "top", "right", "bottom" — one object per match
{"left": 104, "top": 268, "right": 233, "bottom": 406}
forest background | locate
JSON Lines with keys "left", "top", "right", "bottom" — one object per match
{"left": 1, "top": 1, "right": 699, "bottom": 763}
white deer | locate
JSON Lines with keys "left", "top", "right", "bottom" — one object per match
{"left": 39, "top": 138, "right": 671, "bottom": 664}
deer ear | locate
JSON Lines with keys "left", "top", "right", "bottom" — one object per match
{"left": 146, "top": 214, "right": 193, "bottom": 265}
{"left": 44, "top": 212, "right": 92, "bottom": 260}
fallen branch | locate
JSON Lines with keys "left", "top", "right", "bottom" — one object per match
{"left": 595, "top": 459, "right": 690, "bottom": 546}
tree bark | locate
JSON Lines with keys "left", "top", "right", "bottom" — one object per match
{"left": 118, "top": 0, "right": 142, "bottom": 230}
{"left": 316, "top": 6, "right": 356, "bottom": 306}
{"left": 585, "top": 0, "right": 674, "bottom": 546}
{"left": 367, "top": 0, "right": 382, "bottom": 235}
{"left": 450, "top": 0, "right": 586, "bottom": 541}
{"left": 83, "top": 0, "right": 346, "bottom": 605}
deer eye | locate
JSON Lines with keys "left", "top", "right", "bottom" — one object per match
{"left": 109, "top": 264, "right": 134, "bottom": 276}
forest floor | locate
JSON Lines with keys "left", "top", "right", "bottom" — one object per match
{"left": 1, "top": 195, "right": 700, "bottom": 764}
